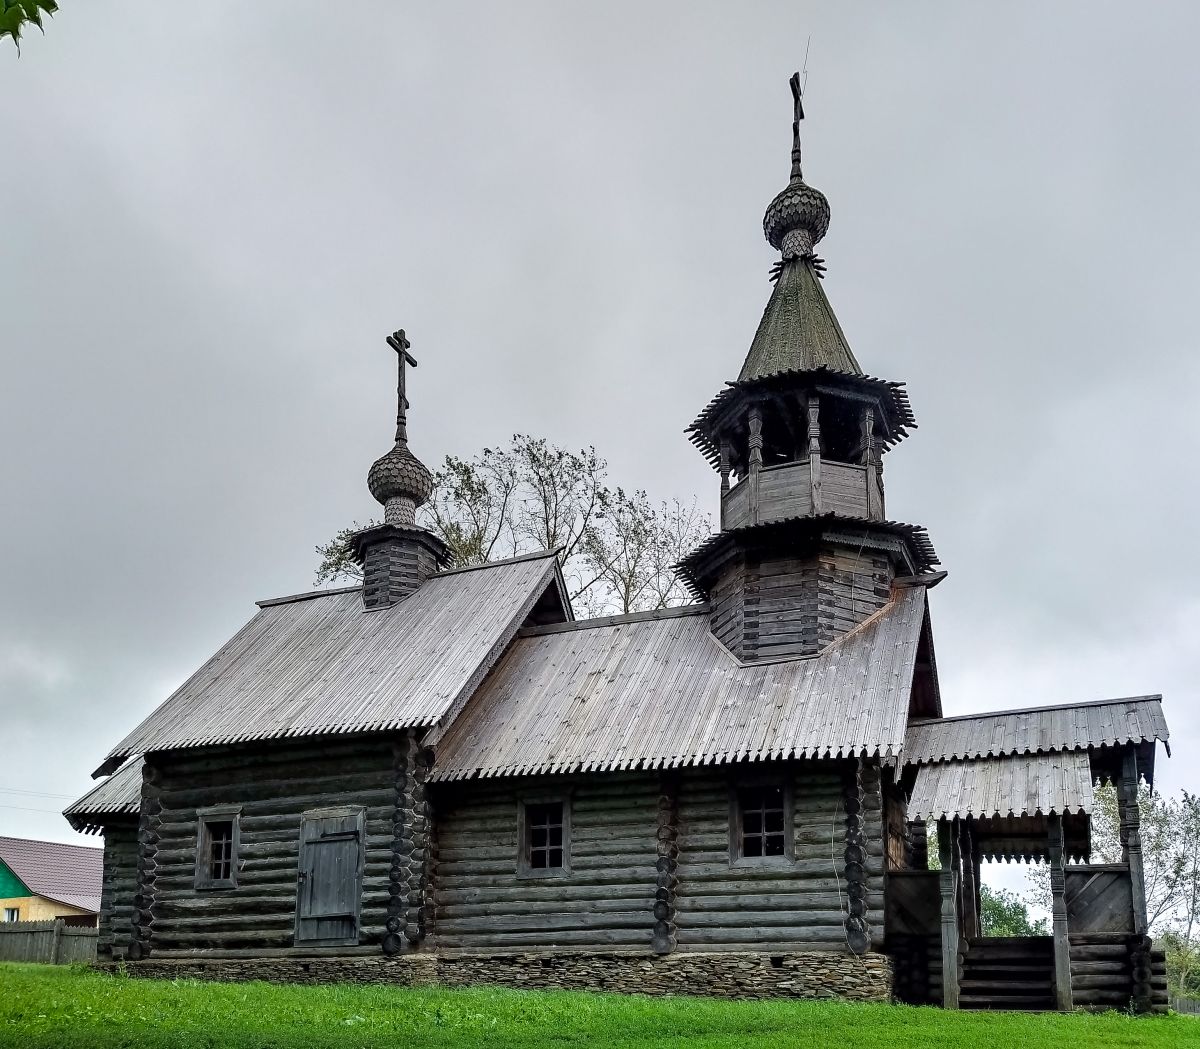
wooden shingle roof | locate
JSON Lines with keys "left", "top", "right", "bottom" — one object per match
{"left": 740, "top": 257, "right": 861, "bottom": 380}
{"left": 430, "top": 587, "right": 928, "bottom": 780}
{"left": 904, "top": 697, "right": 1169, "bottom": 765}
{"left": 96, "top": 551, "right": 564, "bottom": 775}
{"left": 908, "top": 751, "right": 1095, "bottom": 821}
{"left": 64, "top": 758, "right": 144, "bottom": 833}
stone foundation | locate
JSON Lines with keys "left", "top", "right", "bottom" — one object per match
{"left": 101, "top": 950, "right": 893, "bottom": 1002}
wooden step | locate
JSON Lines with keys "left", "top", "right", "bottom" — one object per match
{"left": 964, "top": 964, "right": 1051, "bottom": 974}
{"left": 960, "top": 980, "right": 1054, "bottom": 996}
{"left": 960, "top": 996, "right": 1057, "bottom": 1012}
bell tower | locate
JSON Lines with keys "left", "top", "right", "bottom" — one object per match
{"left": 679, "top": 75, "right": 938, "bottom": 661}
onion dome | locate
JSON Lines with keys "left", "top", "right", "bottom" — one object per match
{"left": 762, "top": 73, "right": 830, "bottom": 260}
{"left": 367, "top": 329, "right": 434, "bottom": 527}
{"left": 368, "top": 442, "right": 433, "bottom": 526}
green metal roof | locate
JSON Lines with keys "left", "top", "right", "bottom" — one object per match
{"left": 738, "top": 257, "right": 861, "bottom": 381}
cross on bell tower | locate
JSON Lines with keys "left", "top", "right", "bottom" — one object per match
{"left": 386, "top": 328, "right": 417, "bottom": 446}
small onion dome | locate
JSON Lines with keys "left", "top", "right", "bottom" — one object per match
{"left": 763, "top": 179, "right": 830, "bottom": 259}
{"left": 762, "top": 72, "right": 830, "bottom": 260}
{"left": 367, "top": 441, "right": 433, "bottom": 525}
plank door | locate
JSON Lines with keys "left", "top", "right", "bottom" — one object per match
{"left": 294, "top": 807, "right": 365, "bottom": 947}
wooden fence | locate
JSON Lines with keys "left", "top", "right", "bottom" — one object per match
{"left": 0, "top": 919, "right": 97, "bottom": 964}
{"left": 1174, "top": 997, "right": 1200, "bottom": 1016}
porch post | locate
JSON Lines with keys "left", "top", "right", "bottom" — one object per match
{"left": 937, "top": 818, "right": 960, "bottom": 1009}
{"left": 1119, "top": 749, "right": 1149, "bottom": 935}
{"left": 958, "top": 821, "right": 979, "bottom": 939}
{"left": 1048, "top": 814, "right": 1073, "bottom": 1011}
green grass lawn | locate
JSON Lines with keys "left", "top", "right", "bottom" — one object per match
{"left": 0, "top": 962, "right": 1196, "bottom": 1049}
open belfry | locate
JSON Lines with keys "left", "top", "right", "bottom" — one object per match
{"left": 66, "top": 75, "right": 1169, "bottom": 1011}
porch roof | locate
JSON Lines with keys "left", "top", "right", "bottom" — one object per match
{"left": 908, "top": 750, "right": 1095, "bottom": 822}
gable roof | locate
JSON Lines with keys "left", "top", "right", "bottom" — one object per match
{"left": 904, "top": 696, "right": 1169, "bottom": 765}
{"left": 64, "top": 757, "right": 144, "bottom": 833}
{"left": 908, "top": 751, "right": 1095, "bottom": 822}
{"left": 740, "top": 257, "right": 860, "bottom": 380}
{"left": 430, "top": 586, "right": 928, "bottom": 781}
{"left": 97, "top": 551, "right": 564, "bottom": 774}
{"left": 0, "top": 836, "right": 102, "bottom": 913}
{"left": 903, "top": 697, "right": 1169, "bottom": 842}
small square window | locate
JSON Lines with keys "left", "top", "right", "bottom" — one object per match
{"left": 195, "top": 807, "right": 240, "bottom": 889}
{"left": 3, "top": 907, "right": 19, "bottom": 923}
{"left": 733, "top": 784, "right": 791, "bottom": 863}
{"left": 519, "top": 799, "right": 570, "bottom": 877}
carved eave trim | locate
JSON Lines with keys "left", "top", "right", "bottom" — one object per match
{"left": 676, "top": 514, "right": 938, "bottom": 601}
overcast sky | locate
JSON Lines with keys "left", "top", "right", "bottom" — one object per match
{"left": 2, "top": 0, "right": 1196, "bottom": 906}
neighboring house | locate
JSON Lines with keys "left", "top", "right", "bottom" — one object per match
{"left": 0, "top": 836, "right": 102, "bottom": 926}
{"left": 65, "top": 76, "right": 1170, "bottom": 1011}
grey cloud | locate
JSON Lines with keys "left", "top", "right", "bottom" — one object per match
{"left": 2, "top": 2, "right": 1197, "bottom": 844}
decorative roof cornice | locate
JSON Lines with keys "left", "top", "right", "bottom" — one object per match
{"left": 675, "top": 514, "right": 940, "bottom": 601}
{"left": 686, "top": 367, "right": 916, "bottom": 470}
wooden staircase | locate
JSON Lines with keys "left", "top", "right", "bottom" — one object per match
{"left": 959, "top": 937, "right": 1056, "bottom": 1011}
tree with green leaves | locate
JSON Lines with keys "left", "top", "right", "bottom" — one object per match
{"left": 1, "top": 0, "right": 57, "bottom": 50}
{"left": 980, "top": 886, "right": 1048, "bottom": 937}
{"left": 316, "top": 434, "right": 710, "bottom": 618}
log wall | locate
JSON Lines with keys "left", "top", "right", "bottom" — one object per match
{"left": 142, "top": 736, "right": 399, "bottom": 957}
{"left": 117, "top": 746, "right": 887, "bottom": 965}
{"left": 674, "top": 761, "right": 882, "bottom": 951}
{"left": 430, "top": 760, "right": 882, "bottom": 955}
{"left": 429, "top": 773, "right": 660, "bottom": 951}
{"left": 98, "top": 822, "right": 138, "bottom": 960}
{"left": 707, "top": 546, "right": 894, "bottom": 662}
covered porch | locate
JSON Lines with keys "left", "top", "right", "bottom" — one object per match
{"left": 890, "top": 698, "right": 1169, "bottom": 1012}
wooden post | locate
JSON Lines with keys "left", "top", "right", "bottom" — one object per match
{"left": 861, "top": 407, "right": 881, "bottom": 520}
{"left": 718, "top": 439, "right": 731, "bottom": 529}
{"left": 1119, "top": 749, "right": 1149, "bottom": 935}
{"left": 958, "top": 822, "right": 978, "bottom": 940}
{"left": 1048, "top": 814, "right": 1074, "bottom": 1011}
{"left": 842, "top": 759, "right": 872, "bottom": 954}
{"left": 747, "top": 405, "right": 763, "bottom": 525}
{"left": 938, "top": 819, "right": 960, "bottom": 1009}
{"left": 806, "top": 394, "right": 822, "bottom": 514}
{"left": 50, "top": 918, "right": 63, "bottom": 965}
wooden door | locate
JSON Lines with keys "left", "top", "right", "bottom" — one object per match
{"left": 294, "top": 808, "right": 365, "bottom": 947}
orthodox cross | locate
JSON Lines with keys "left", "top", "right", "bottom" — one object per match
{"left": 789, "top": 71, "right": 805, "bottom": 180}
{"left": 385, "top": 328, "right": 418, "bottom": 445}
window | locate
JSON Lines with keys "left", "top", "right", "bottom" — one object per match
{"left": 732, "top": 784, "right": 792, "bottom": 863}
{"left": 3, "top": 907, "right": 18, "bottom": 923}
{"left": 195, "top": 806, "right": 241, "bottom": 889}
{"left": 518, "top": 798, "right": 570, "bottom": 877}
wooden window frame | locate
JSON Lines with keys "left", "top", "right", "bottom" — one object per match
{"left": 194, "top": 804, "right": 241, "bottom": 890}
{"left": 516, "top": 794, "right": 571, "bottom": 879}
{"left": 728, "top": 778, "right": 794, "bottom": 867}
{"left": 3, "top": 907, "right": 18, "bottom": 923}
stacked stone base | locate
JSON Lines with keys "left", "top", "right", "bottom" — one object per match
{"left": 101, "top": 950, "right": 892, "bottom": 1002}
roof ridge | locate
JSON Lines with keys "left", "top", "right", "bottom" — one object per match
{"left": 433, "top": 548, "right": 560, "bottom": 577}
{"left": 256, "top": 585, "right": 362, "bottom": 609}
{"left": 910, "top": 694, "right": 1164, "bottom": 726}
{"left": 518, "top": 603, "right": 710, "bottom": 637}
